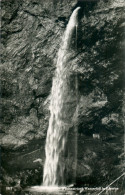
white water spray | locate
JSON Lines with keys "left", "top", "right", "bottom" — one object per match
{"left": 43, "top": 7, "right": 80, "bottom": 186}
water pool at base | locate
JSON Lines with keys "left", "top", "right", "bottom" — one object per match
{"left": 25, "top": 186, "right": 120, "bottom": 195}
{"left": 26, "top": 186, "right": 78, "bottom": 194}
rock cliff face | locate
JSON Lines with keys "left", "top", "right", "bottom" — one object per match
{"left": 1, "top": 0, "right": 125, "bottom": 192}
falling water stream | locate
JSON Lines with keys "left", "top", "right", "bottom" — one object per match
{"left": 43, "top": 7, "right": 80, "bottom": 187}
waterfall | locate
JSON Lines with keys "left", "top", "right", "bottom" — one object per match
{"left": 43, "top": 7, "right": 80, "bottom": 186}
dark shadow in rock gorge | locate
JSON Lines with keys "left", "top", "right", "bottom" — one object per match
{"left": 72, "top": 0, "right": 98, "bottom": 16}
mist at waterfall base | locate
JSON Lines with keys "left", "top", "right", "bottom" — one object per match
{"left": 27, "top": 7, "right": 81, "bottom": 195}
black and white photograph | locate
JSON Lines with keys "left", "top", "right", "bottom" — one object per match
{"left": 0, "top": 0, "right": 125, "bottom": 194}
